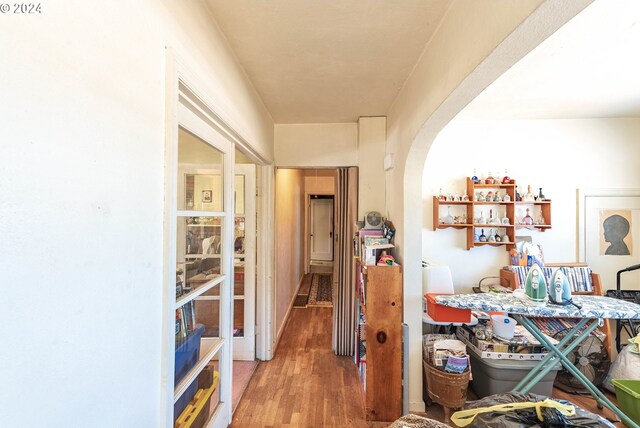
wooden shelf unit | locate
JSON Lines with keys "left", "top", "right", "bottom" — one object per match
{"left": 433, "top": 178, "right": 553, "bottom": 251}
{"left": 499, "top": 263, "right": 612, "bottom": 360}
{"left": 354, "top": 260, "right": 403, "bottom": 422}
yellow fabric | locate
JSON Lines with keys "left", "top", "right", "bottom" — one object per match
{"left": 175, "top": 371, "right": 220, "bottom": 428}
{"left": 450, "top": 398, "right": 575, "bottom": 427}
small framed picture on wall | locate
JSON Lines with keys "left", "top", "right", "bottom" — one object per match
{"left": 202, "top": 190, "right": 212, "bottom": 203}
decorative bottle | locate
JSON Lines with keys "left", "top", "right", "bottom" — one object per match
{"left": 538, "top": 188, "right": 545, "bottom": 201}
{"left": 471, "top": 168, "right": 479, "bottom": 184}
{"left": 524, "top": 185, "right": 535, "bottom": 202}
{"left": 502, "top": 168, "right": 511, "bottom": 184}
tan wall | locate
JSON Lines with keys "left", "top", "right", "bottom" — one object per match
{"left": 358, "top": 117, "right": 386, "bottom": 218}
{"left": 0, "top": 1, "right": 274, "bottom": 425}
{"left": 304, "top": 172, "right": 335, "bottom": 195}
{"left": 275, "top": 169, "right": 306, "bottom": 340}
{"left": 275, "top": 123, "right": 358, "bottom": 167}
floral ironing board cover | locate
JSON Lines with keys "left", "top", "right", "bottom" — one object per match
{"left": 435, "top": 293, "right": 640, "bottom": 319}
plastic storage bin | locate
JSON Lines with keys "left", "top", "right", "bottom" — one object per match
{"left": 611, "top": 379, "right": 640, "bottom": 425}
{"left": 468, "top": 345, "right": 560, "bottom": 398}
{"left": 175, "top": 325, "right": 205, "bottom": 421}
{"left": 426, "top": 294, "right": 471, "bottom": 323}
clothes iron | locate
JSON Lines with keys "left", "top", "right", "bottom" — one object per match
{"left": 548, "top": 269, "right": 581, "bottom": 309}
{"left": 524, "top": 263, "right": 547, "bottom": 304}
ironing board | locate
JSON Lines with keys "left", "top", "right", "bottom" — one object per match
{"left": 436, "top": 293, "right": 640, "bottom": 428}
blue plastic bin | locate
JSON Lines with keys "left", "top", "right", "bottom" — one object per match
{"left": 174, "top": 325, "right": 205, "bottom": 420}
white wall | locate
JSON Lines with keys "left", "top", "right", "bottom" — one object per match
{"left": 384, "top": 0, "right": 591, "bottom": 412}
{"left": 358, "top": 117, "right": 387, "bottom": 218}
{"left": 274, "top": 169, "right": 306, "bottom": 341}
{"left": 274, "top": 123, "right": 358, "bottom": 167}
{"left": 0, "top": 2, "right": 273, "bottom": 427}
{"left": 423, "top": 118, "right": 640, "bottom": 290}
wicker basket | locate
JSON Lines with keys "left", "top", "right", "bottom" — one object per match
{"left": 423, "top": 360, "right": 470, "bottom": 411}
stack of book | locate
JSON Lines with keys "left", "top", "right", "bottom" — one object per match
{"left": 176, "top": 301, "right": 197, "bottom": 347}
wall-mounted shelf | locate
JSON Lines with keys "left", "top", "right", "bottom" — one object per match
{"left": 433, "top": 178, "right": 553, "bottom": 251}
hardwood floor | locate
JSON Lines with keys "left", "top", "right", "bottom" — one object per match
{"left": 230, "top": 307, "right": 368, "bottom": 427}
{"left": 231, "top": 305, "right": 625, "bottom": 427}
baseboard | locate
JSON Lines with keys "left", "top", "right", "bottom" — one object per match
{"left": 409, "top": 400, "right": 426, "bottom": 413}
{"left": 274, "top": 274, "right": 306, "bottom": 352}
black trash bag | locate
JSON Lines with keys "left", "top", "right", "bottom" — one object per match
{"left": 454, "top": 392, "right": 615, "bottom": 428}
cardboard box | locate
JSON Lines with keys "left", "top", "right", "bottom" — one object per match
{"left": 425, "top": 294, "right": 471, "bottom": 323}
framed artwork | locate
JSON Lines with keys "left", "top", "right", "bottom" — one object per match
{"left": 578, "top": 188, "right": 640, "bottom": 290}
{"left": 599, "top": 210, "right": 632, "bottom": 255}
{"left": 202, "top": 189, "right": 212, "bottom": 203}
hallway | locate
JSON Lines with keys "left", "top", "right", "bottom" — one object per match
{"left": 230, "top": 307, "right": 368, "bottom": 427}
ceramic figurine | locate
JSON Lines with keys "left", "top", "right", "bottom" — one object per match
{"left": 494, "top": 230, "right": 502, "bottom": 242}
{"left": 479, "top": 229, "right": 487, "bottom": 242}
{"left": 471, "top": 169, "right": 479, "bottom": 184}
{"left": 486, "top": 191, "right": 494, "bottom": 202}
{"left": 462, "top": 194, "right": 470, "bottom": 202}
{"left": 516, "top": 188, "right": 522, "bottom": 202}
{"left": 478, "top": 211, "right": 487, "bottom": 225}
{"left": 485, "top": 172, "right": 495, "bottom": 184}
{"left": 502, "top": 194, "right": 511, "bottom": 202}
{"left": 538, "top": 188, "right": 545, "bottom": 201}
{"left": 494, "top": 192, "right": 501, "bottom": 202}
{"left": 489, "top": 230, "right": 496, "bottom": 242}
{"left": 439, "top": 188, "right": 447, "bottom": 201}
{"left": 548, "top": 269, "right": 572, "bottom": 306}
{"left": 476, "top": 191, "right": 485, "bottom": 202}
{"left": 502, "top": 169, "right": 511, "bottom": 184}
{"left": 524, "top": 185, "right": 535, "bottom": 202}
{"left": 524, "top": 263, "right": 547, "bottom": 304}
{"left": 488, "top": 209, "right": 496, "bottom": 224}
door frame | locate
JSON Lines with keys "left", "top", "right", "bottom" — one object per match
{"left": 309, "top": 196, "right": 334, "bottom": 262}
{"left": 305, "top": 192, "right": 335, "bottom": 274}
{"left": 233, "top": 164, "right": 257, "bottom": 360}
{"left": 164, "top": 48, "right": 275, "bottom": 427}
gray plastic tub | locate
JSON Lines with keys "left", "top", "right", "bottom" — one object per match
{"left": 468, "top": 345, "right": 560, "bottom": 398}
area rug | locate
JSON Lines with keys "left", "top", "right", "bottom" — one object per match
{"left": 307, "top": 274, "right": 333, "bottom": 307}
{"left": 293, "top": 274, "right": 312, "bottom": 308}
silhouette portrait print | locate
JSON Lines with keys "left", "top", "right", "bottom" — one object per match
{"left": 603, "top": 214, "right": 630, "bottom": 255}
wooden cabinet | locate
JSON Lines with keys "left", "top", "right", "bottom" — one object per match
{"left": 354, "top": 261, "right": 403, "bottom": 422}
{"left": 433, "top": 178, "right": 552, "bottom": 251}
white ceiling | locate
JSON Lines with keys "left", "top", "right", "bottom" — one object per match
{"left": 206, "top": 0, "right": 452, "bottom": 124}
{"left": 458, "top": 0, "right": 640, "bottom": 120}
{"left": 206, "top": 0, "right": 640, "bottom": 125}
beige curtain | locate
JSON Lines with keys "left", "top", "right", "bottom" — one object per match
{"left": 333, "top": 167, "right": 358, "bottom": 355}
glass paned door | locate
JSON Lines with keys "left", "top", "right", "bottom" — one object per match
{"left": 232, "top": 164, "right": 256, "bottom": 360}
{"left": 170, "top": 98, "right": 234, "bottom": 428}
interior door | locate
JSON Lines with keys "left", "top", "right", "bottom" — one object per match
{"left": 172, "top": 98, "right": 234, "bottom": 428}
{"left": 233, "top": 164, "right": 256, "bottom": 360}
{"left": 310, "top": 198, "right": 334, "bottom": 261}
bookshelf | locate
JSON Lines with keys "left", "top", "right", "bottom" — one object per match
{"left": 433, "top": 178, "right": 553, "bottom": 251}
{"left": 354, "top": 259, "right": 403, "bottom": 422}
